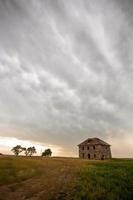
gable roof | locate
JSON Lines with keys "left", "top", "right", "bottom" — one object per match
{"left": 78, "top": 137, "right": 111, "bottom": 146}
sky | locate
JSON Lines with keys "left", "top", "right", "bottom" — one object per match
{"left": 0, "top": 0, "right": 133, "bottom": 157}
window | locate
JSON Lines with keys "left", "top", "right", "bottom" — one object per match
{"left": 93, "top": 145, "right": 95, "bottom": 150}
{"left": 87, "top": 146, "right": 89, "bottom": 150}
{"left": 82, "top": 146, "right": 84, "bottom": 150}
{"left": 94, "top": 154, "right": 96, "bottom": 159}
{"left": 82, "top": 153, "right": 84, "bottom": 158}
{"left": 88, "top": 154, "right": 90, "bottom": 159}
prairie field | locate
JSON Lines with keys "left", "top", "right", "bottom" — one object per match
{"left": 0, "top": 156, "right": 133, "bottom": 200}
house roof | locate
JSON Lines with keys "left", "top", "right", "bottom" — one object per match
{"left": 78, "top": 137, "right": 111, "bottom": 146}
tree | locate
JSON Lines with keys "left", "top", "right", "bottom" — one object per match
{"left": 22, "top": 148, "right": 28, "bottom": 156}
{"left": 11, "top": 145, "right": 24, "bottom": 156}
{"left": 42, "top": 148, "right": 52, "bottom": 157}
{"left": 26, "top": 146, "right": 37, "bottom": 156}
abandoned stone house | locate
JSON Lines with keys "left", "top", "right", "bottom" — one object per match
{"left": 78, "top": 137, "right": 112, "bottom": 160}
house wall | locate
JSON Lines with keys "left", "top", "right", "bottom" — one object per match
{"left": 79, "top": 144, "right": 111, "bottom": 160}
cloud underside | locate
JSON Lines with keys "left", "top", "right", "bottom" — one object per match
{"left": 0, "top": 0, "right": 133, "bottom": 156}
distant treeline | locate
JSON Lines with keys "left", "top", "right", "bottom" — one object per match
{"left": 11, "top": 145, "right": 52, "bottom": 157}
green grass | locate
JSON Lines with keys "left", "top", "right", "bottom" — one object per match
{"left": 0, "top": 156, "right": 133, "bottom": 200}
{"left": 74, "top": 160, "right": 133, "bottom": 200}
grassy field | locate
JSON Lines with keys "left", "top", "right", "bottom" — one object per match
{"left": 0, "top": 157, "right": 133, "bottom": 200}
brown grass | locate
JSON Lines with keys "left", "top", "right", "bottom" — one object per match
{"left": 0, "top": 156, "right": 89, "bottom": 200}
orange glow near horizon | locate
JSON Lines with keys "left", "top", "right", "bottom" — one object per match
{"left": 0, "top": 136, "right": 64, "bottom": 156}
{"left": 0, "top": 135, "right": 133, "bottom": 158}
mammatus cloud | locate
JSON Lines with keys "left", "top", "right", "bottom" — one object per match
{"left": 0, "top": 0, "right": 133, "bottom": 157}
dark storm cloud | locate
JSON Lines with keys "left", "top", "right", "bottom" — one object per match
{"left": 0, "top": 0, "right": 133, "bottom": 156}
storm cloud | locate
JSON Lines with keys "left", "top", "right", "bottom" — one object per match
{"left": 0, "top": 0, "right": 133, "bottom": 157}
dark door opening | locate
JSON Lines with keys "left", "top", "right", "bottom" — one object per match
{"left": 88, "top": 154, "right": 90, "bottom": 159}
{"left": 101, "top": 155, "right": 104, "bottom": 160}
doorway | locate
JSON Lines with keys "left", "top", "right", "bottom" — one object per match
{"left": 101, "top": 155, "right": 104, "bottom": 160}
{"left": 88, "top": 154, "right": 90, "bottom": 159}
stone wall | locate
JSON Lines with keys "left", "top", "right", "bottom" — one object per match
{"left": 79, "top": 144, "right": 111, "bottom": 160}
